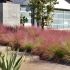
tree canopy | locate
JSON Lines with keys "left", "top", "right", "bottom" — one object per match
{"left": 29, "top": 0, "right": 58, "bottom": 29}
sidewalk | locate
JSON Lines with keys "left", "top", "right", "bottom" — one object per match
{"left": 20, "top": 60, "right": 70, "bottom": 70}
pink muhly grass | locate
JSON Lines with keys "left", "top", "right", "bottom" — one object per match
{"left": 0, "top": 25, "right": 70, "bottom": 49}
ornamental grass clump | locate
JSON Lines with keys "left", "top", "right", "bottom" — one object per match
{"left": 37, "top": 42, "right": 70, "bottom": 63}
{"left": 24, "top": 44, "right": 33, "bottom": 53}
{"left": 51, "top": 48, "right": 66, "bottom": 63}
{"left": 1, "top": 25, "right": 70, "bottom": 64}
{"left": 46, "top": 43, "right": 70, "bottom": 63}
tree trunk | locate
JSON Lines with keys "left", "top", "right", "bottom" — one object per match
{"left": 31, "top": 9, "right": 35, "bottom": 26}
{"left": 37, "top": 20, "right": 39, "bottom": 27}
{"left": 41, "top": 17, "right": 44, "bottom": 29}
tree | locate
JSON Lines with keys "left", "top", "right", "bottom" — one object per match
{"left": 29, "top": 0, "right": 58, "bottom": 29}
{"left": 35, "top": 0, "right": 43, "bottom": 26}
{"left": 29, "top": 0, "right": 46, "bottom": 27}
{"left": 20, "top": 15, "right": 28, "bottom": 26}
{"left": 41, "top": 0, "right": 58, "bottom": 29}
{"left": 29, "top": 0, "right": 37, "bottom": 26}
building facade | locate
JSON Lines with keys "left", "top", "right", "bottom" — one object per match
{"left": 50, "top": 0, "right": 70, "bottom": 29}
{"left": 12, "top": 0, "right": 70, "bottom": 29}
{"left": 0, "top": 0, "right": 20, "bottom": 27}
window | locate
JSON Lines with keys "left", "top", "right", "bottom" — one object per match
{"left": 51, "top": 9, "right": 70, "bottom": 29}
{"left": 64, "top": 14, "right": 70, "bottom": 19}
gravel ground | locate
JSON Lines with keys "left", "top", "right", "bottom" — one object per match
{"left": 20, "top": 60, "right": 70, "bottom": 70}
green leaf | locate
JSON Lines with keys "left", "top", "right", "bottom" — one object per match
{"left": 1, "top": 56, "right": 7, "bottom": 70}
{"left": 14, "top": 56, "right": 22, "bottom": 69}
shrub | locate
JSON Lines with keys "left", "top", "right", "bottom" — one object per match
{"left": 63, "top": 41, "right": 70, "bottom": 55}
{"left": 51, "top": 48, "right": 66, "bottom": 63}
{"left": 37, "top": 43, "right": 70, "bottom": 62}
{"left": 39, "top": 49, "right": 54, "bottom": 61}
{"left": 47, "top": 44, "right": 69, "bottom": 63}
{"left": 24, "top": 43, "right": 33, "bottom": 53}
{"left": 54, "top": 49, "right": 65, "bottom": 58}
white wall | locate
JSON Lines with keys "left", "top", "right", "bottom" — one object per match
{"left": 3, "top": 3, "right": 20, "bottom": 27}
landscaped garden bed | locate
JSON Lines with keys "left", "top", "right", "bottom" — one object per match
{"left": 0, "top": 25, "right": 70, "bottom": 65}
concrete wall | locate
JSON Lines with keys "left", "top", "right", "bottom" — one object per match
{"left": 0, "top": 3, "right": 20, "bottom": 27}
{"left": 3, "top": 3, "right": 20, "bottom": 27}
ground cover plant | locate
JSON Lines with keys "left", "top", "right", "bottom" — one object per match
{"left": 0, "top": 25, "right": 70, "bottom": 64}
